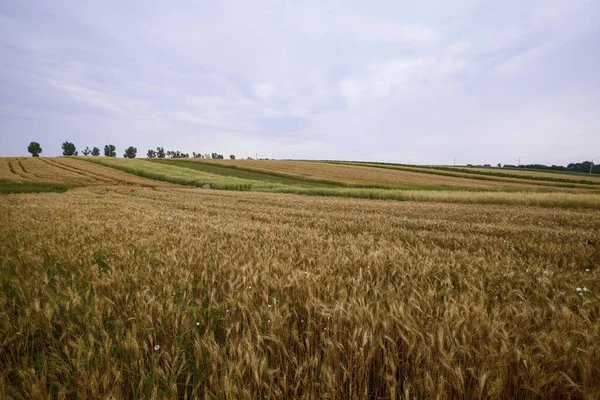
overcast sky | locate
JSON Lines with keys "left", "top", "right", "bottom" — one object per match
{"left": 1, "top": 0, "right": 598, "bottom": 164}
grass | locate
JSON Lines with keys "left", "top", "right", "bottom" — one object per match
{"left": 1, "top": 186, "right": 599, "bottom": 398}
{"left": 0, "top": 179, "right": 75, "bottom": 194}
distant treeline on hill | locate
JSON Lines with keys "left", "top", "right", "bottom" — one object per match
{"left": 465, "top": 161, "right": 599, "bottom": 174}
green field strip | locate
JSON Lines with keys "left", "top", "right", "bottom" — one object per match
{"left": 0, "top": 180, "right": 77, "bottom": 194}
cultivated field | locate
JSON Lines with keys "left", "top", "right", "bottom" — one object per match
{"left": 191, "top": 159, "right": 564, "bottom": 191}
{"left": 0, "top": 157, "right": 175, "bottom": 187}
{"left": 1, "top": 157, "right": 600, "bottom": 399}
{"left": 85, "top": 157, "right": 600, "bottom": 208}
{"left": 329, "top": 161, "right": 600, "bottom": 189}
{"left": 447, "top": 166, "right": 600, "bottom": 183}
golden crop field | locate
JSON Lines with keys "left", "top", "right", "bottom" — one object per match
{"left": 1, "top": 158, "right": 600, "bottom": 398}
{"left": 1, "top": 182, "right": 599, "bottom": 399}
{"left": 445, "top": 166, "right": 600, "bottom": 183}
{"left": 192, "top": 159, "right": 596, "bottom": 192}
{"left": 0, "top": 157, "right": 175, "bottom": 187}
{"left": 328, "top": 161, "right": 600, "bottom": 190}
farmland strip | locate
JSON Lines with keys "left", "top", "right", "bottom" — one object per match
{"left": 41, "top": 158, "right": 114, "bottom": 183}
{"left": 9, "top": 160, "right": 34, "bottom": 180}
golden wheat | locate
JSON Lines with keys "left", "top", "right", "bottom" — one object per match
{"left": 0, "top": 157, "right": 174, "bottom": 187}
{"left": 1, "top": 185, "right": 599, "bottom": 399}
{"left": 341, "top": 162, "right": 600, "bottom": 190}
{"left": 197, "top": 159, "right": 592, "bottom": 191}
{"left": 450, "top": 166, "right": 600, "bottom": 183}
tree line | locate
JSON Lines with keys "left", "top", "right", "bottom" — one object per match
{"left": 26, "top": 142, "right": 236, "bottom": 160}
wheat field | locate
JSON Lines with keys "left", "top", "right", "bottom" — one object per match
{"left": 188, "top": 159, "right": 570, "bottom": 191}
{"left": 0, "top": 157, "right": 175, "bottom": 187}
{"left": 1, "top": 181, "right": 599, "bottom": 399}
{"left": 444, "top": 166, "right": 600, "bottom": 184}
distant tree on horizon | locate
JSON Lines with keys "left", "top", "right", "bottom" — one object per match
{"left": 62, "top": 141, "right": 77, "bottom": 156}
{"left": 82, "top": 147, "right": 91, "bottom": 156}
{"left": 91, "top": 147, "right": 100, "bottom": 156}
{"left": 104, "top": 144, "right": 116, "bottom": 157}
{"left": 156, "top": 147, "right": 165, "bottom": 159}
{"left": 230, "top": 154, "right": 236, "bottom": 160}
{"left": 166, "top": 150, "right": 189, "bottom": 158}
{"left": 211, "top": 153, "right": 224, "bottom": 159}
{"left": 27, "top": 142, "right": 42, "bottom": 157}
{"left": 123, "top": 146, "right": 137, "bottom": 158}
{"left": 147, "top": 149, "right": 157, "bottom": 158}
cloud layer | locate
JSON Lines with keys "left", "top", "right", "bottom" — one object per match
{"left": 1, "top": 0, "right": 599, "bottom": 164}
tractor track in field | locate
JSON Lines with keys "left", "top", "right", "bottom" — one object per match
{"left": 9, "top": 160, "right": 35, "bottom": 180}
{"left": 41, "top": 158, "right": 116, "bottom": 183}
{"left": 18, "top": 159, "right": 44, "bottom": 180}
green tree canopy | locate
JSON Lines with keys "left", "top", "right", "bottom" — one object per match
{"left": 27, "top": 142, "right": 42, "bottom": 157}
{"left": 62, "top": 141, "right": 77, "bottom": 156}
{"left": 123, "top": 146, "right": 137, "bottom": 158}
{"left": 104, "top": 144, "right": 116, "bottom": 157}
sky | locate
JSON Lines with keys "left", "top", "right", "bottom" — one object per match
{"left": 1, "top": 0, "right": 599, "bottom": 165}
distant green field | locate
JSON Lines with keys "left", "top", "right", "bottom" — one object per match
{"left": 85, "top": 158, "right": 287, "bottom": 191}
{"left": 150, "top": 159, "right": 341, "bottom": 188}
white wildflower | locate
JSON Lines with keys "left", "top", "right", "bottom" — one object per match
{"left": 154, "top": 345, "right": 160, "bottom": 351}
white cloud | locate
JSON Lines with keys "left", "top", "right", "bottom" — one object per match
{"left": 1, "top": 0, "right": 599, "bottom": 162}
{"left": 48, "top": 80, "right": 124, "bottom": 114}
{"left": 252, "top": 82, "right": 275, "bottom": 101}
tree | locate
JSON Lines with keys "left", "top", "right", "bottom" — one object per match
{"left": 147, "top": 149, "right": 157, "bottom": 158}
{"left": 123, "top": 146, "right": 137, "bottom": 158}
{"left": 230, "top": 154, "right": 236, "bottom": 160}
{"left": 156, "top": 147, "right": 165, "bottom": 159}
{"left": 82, "top": 147, "right": 91, "bottom": 156}
{"left": 62, "top": 141, "right": 77, "bottom": 156}
{"left": 166, "top": 150, "right": 189, "bottom": 158}
{"left": 91, "top": 147, "right": 100, "bottom": 156}
{"left": 104, "top": 144, "right": 116, "bottom": 157}
{"left": 27, "top": 142, "right": 42, "bottom": 157}
{"left": 211, "top": 153, "right": 224, "bottom": 159}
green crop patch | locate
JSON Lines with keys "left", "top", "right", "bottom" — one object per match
{"left": 0, "top": 180, "right": 76, "bottom": 194}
